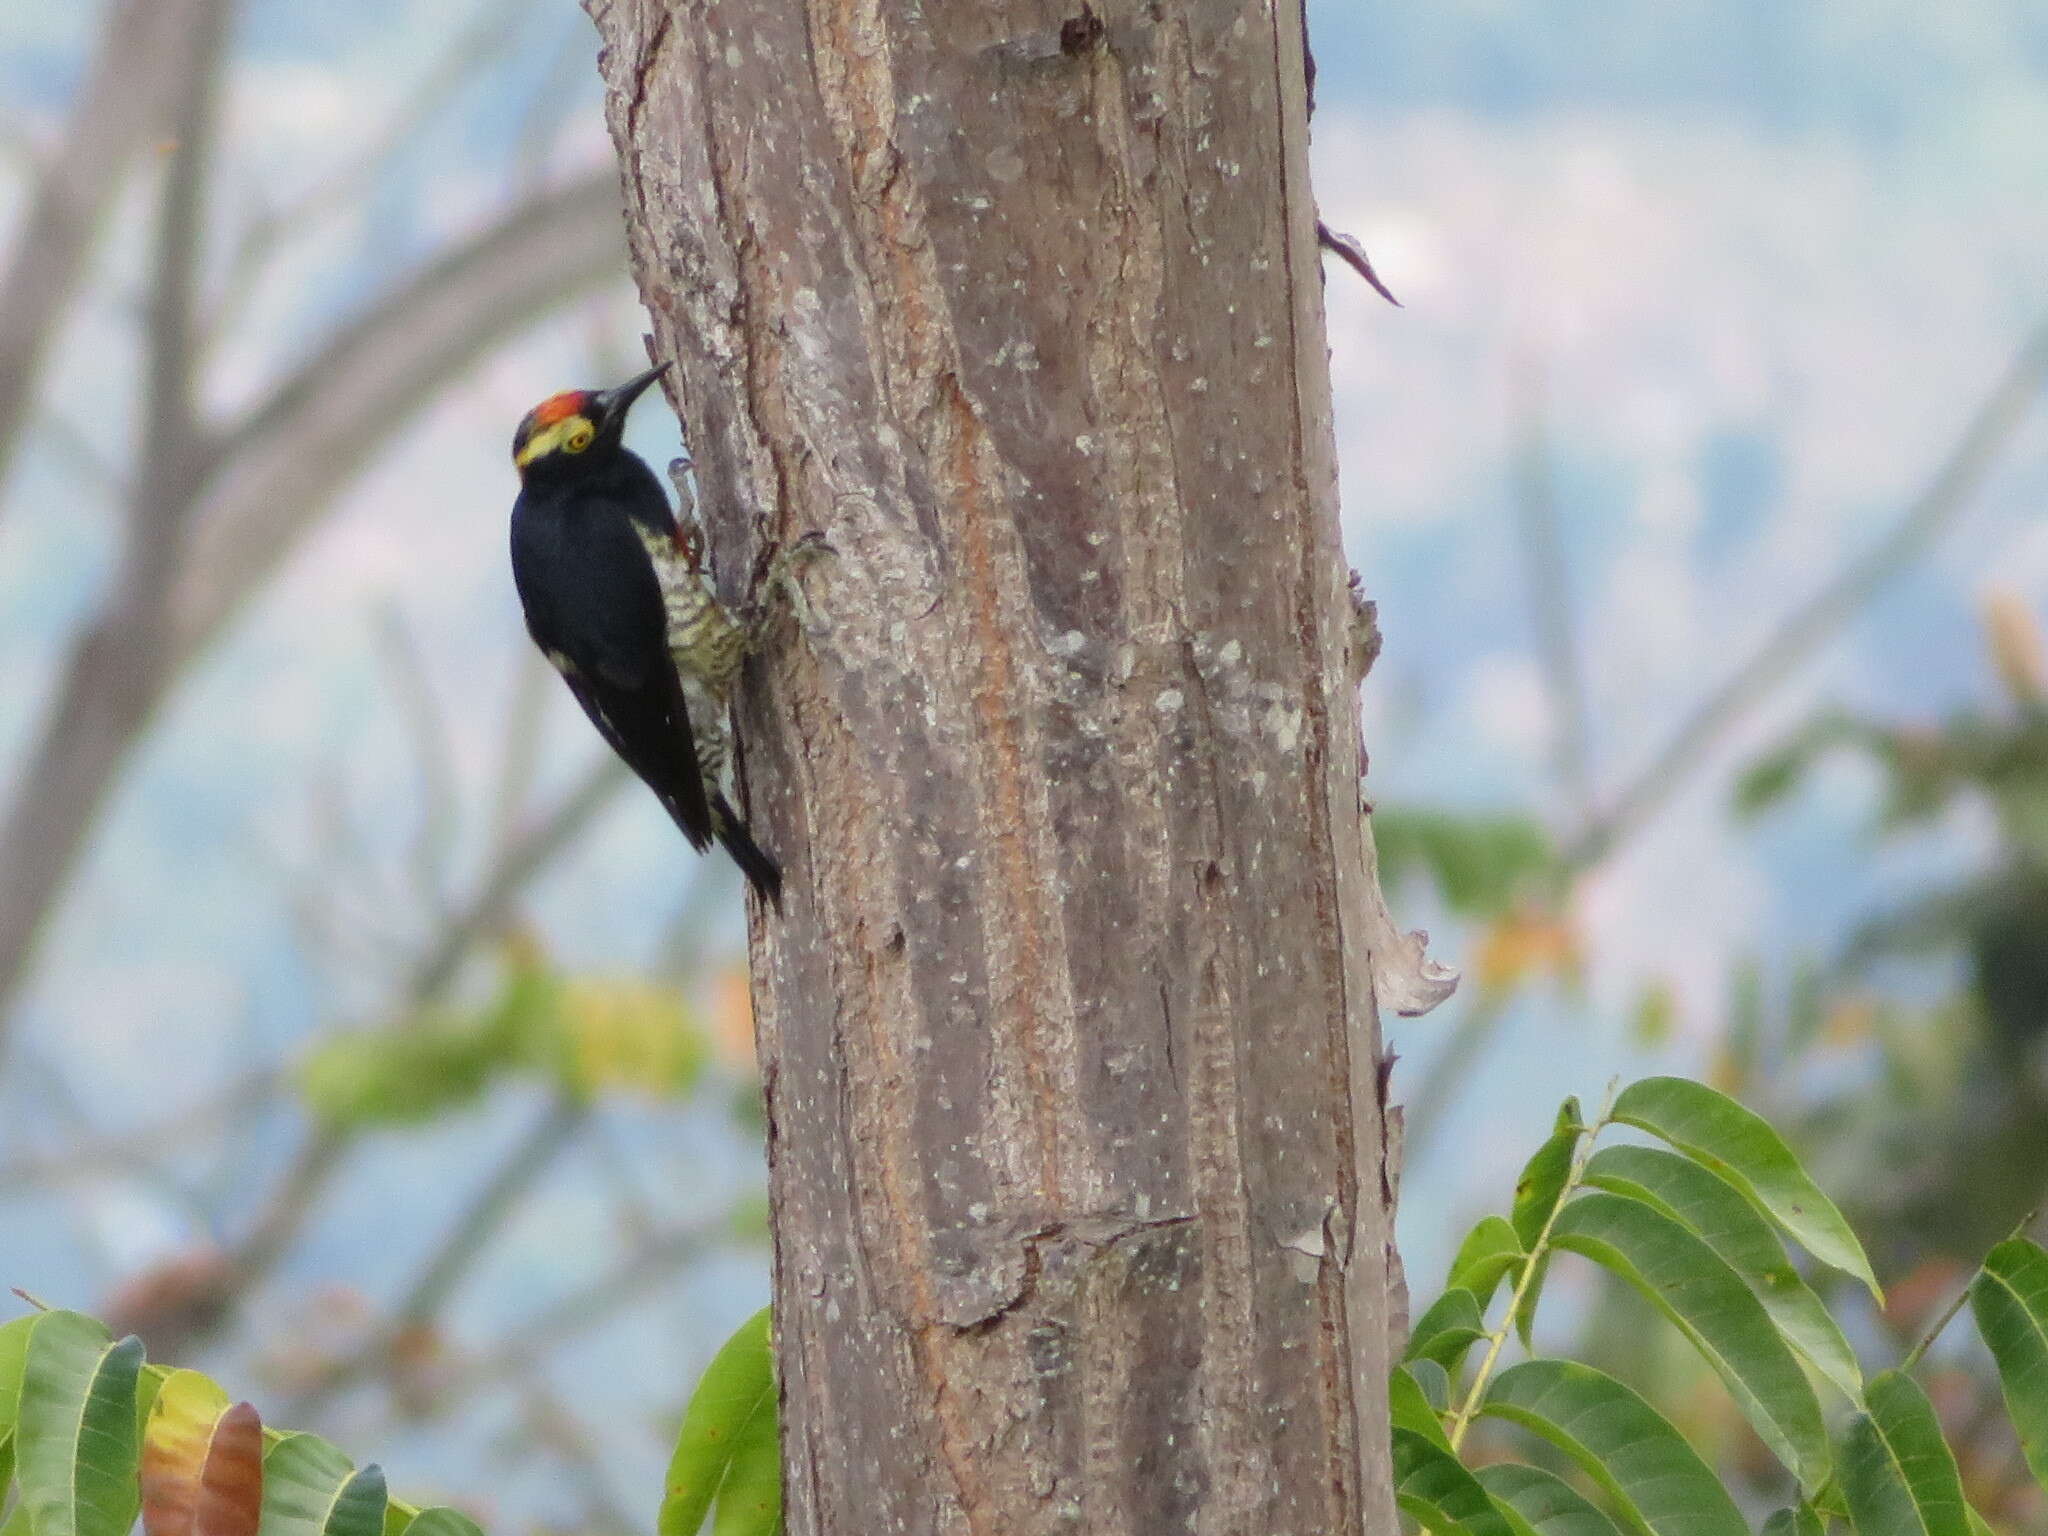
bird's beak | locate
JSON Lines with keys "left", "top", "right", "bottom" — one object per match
{"left": 594, "top": 361, "right": 670, "bottom": 431}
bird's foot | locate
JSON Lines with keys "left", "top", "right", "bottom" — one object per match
{"left": 748, "top": 530, "right": 838, "bottom": 640}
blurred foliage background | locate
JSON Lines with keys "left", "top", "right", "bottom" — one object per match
{"left": 0, "top": 0, "right": 2043, "bottom": 1531}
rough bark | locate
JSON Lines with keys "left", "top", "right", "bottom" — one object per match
{"left": 589, "top": 2, "right": 1400, "bottom": 1531}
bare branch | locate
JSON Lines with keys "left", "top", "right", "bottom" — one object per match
{"left": 487, "top": 649, "right": 555, "bottom": 853}
{"left": 0, "top": 0, "right": 238, "bottom": 1053}
{"left": 137, "top": 0, "right": 235, "bottom": 514}
{"left": 377, "top": 608, "right": 465, "bottom": 915}
{"left": 201, "top": 0, "right": 542, "bottom": 351}
{"left": 0, "top": 0, "right": 216, "bottom": 496}
{"left": 0, "top": 1065, "right": 285, "bottom": 1195}
{"left": 1510, "top": 350, "right": 1594, "bottom": 821}
{"left": 0, "top": 170, "right": 624, "bottom": 1032}
{"left": 443, "top": 1218, "right": 727, "bottom": 1397}
{"left": 1564, "top": 318, "right": 2048, "bottom": 872}
{"left": 281, "top": 1094, "right": 589, "bottom": 1420}
{"left": 173, "top": 170, "right": 626, "bottom": 656}
{"left": 407, "top": 753, "right": 630, "bottom": 1002}
{"left": 1402, "top": 324, "right": 2048, "bottom": 1163}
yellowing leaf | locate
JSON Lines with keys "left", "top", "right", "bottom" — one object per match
{"left": 1981, "top": 585, "right": 2048, "bottom": 705}
{"left": 142, "top": 1370, "right": 230, "bottom": 1536}
{"left": 555, "top": 979, "right": 705, "bottom": 1100}
{"left": 1474, "top": 911, "right": 1580, "bottom": 998}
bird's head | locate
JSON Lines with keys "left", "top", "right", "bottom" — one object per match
{"left": 512, "top": 362, "right": 669, "bottom": 479}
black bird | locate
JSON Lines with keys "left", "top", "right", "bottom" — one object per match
{"left": 508, "top": 363, "right": 782, "bottom": 905}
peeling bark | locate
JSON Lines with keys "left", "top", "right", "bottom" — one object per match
{"left": 589, "top": 2, "right": 1400, "bottom": 1530}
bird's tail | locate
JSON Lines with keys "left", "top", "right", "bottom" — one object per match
{"left": 711, "top": 793, "right": 784, "bottom": 909}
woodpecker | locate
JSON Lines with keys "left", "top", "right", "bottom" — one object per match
{"left": 654, "top": 455, "right": 831, "bottom": 806}
{"left": 508, "top": 362, "right": 783, "bottom": 905}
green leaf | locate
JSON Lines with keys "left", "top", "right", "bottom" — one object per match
{"left": 1371, "top": 810, "right": 1554, "bottom": 918}
{"left": 0, "top": 1313, "right": 34, "bottom": 1494}
{"left": 1840, "top": 1370, "right": 1969, "bottom": 1536}
{"left": 1550, "top": 1190, "right": 1829, "bottom": 1492}
{"left": 1511, "top": 1099, "right": 1584, "bottom": 1345}
{"left": 660, "top": 1308, "right": 778, "bottom": 1536}
{"left": 16, "top": 1313, "right": 145, "bottom": 1536}
{"left": 298, "top": 1015, "right": 514, "bottom": 1130}
{"left": 549, "top": 979, "right": 706, "bottom": 1101}
{"left": 398, "top": 1511, "right": 483, "bottom": 1536}
{"left": 708, "top": 1396, "right": 779, "bottom": 1536}
{"left": 1513, "top": 1100, "right": 1585, "bottom": 1248}
{"left": 0, "top": 1315, "right": 33, "bottom": 1427}
{"left": 1390, "top": 1367, "right": 1452, "bottom": 1451}
{"left": 1969, "top": 1237, "right": 2048, "bottom": 1490}
{"left": 258, "top": 1434, "right": 387, "bottom": 1536}
{"left": 1480, "top": 1360, "right": 1747, "bottom": 1536}
{"left": 1406, "top": 1358, "right": 1453, "bottom": 1412}
{"left": 1448, "top": 1218, "right": 1527, "bottom": 1309}
{"left": 1581, "top": 1144, "right": 1861, "bottom": 1399}
{"left": 1474, "top": 1463, "right": 1624, "bottom": 1536}
{"left": 1391, "top": 1428, "right": 1515, "bottom": 1536}
{"left": 1407, "top": 1289, "right": 1488, "bottom": 1372}
{"left": 1610, "top": 1077, "right": 1880, "bottom": 1298}
{"left": 1760, "top": 1507, "right": 1825, "bottom": 1536}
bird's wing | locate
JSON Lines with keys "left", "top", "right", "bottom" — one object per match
{"left": 514, "top": 496, "right": 716, "bottom": 850}
{"left": 553, "top": 651, "right": 716, "bottom": 852}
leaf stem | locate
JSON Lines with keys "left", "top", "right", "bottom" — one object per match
{"left": 1446, "top": 1079, "right": 1619, "bottom": 1449}
{"left": 1902, "top": 1203, "right": 2041, "bottom": 1373}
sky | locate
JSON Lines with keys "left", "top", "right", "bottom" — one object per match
{"left": 0, "top": 0, "right": 2044, "bottom": 1524}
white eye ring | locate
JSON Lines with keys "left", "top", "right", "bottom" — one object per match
{"left": 564, "top": 422, "right": 595, "bottom": 453}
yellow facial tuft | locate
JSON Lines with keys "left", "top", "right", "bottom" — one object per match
{"left": 514, "top": 411, "right": 597, "bottom": 468}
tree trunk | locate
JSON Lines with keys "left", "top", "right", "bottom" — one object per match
{"left": 588, "top": 2, "right": 1403, "bottom": 1530}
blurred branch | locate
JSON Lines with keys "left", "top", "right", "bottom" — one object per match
{"left": 203, "top": 0, "right": 539, "bottom": 350}
{"left": 175, "top": 172, "right": 625, "bottom": 653}
{"left": 138, "top": 0, "right": 231, "bottom": 502}
{"left": 1398, "top": 990, "right": 1508, "bottom": 1163}
{"left": 36, "top": 408, "right": 125, "bottom": 499}
{"left": 1511, "top": 351, "right": 1594, "bottom": 821}
{"left": 514, "top": 22, "right": 600, "bottom": 191}
{"left": 0, "top": 0, "right": 236, "bottom": 1059}
{"left": 444, "top": 1218, "right": 727, "bottom": 1398}
{"left": 653, "top": 863, "right": 732, "bottom": 983}
{"left": 1564, "top": 319, "right": 2048, "bottom": 873}
{"left": 0, "top": 1066, "right": 286, "bottom": 1195}
{"left": 515, "top": 1380, "right": 641, "bottom": 1536}
{"left": 219, "top": 1125, "right": 354, "bottom": 1304}
{"left": 10, "top": 1050, "right": 216, "bottom": 1269}
{"left": 408, "top": 754, "right": 630, "bottom": 1001}
{"left": 77, "top": 746, "right": 637, "bottom": 1357}
{"left": 487, "top": 649, "right": 554, "bottom": 855}
{"left": 0, "top": 0, "right": 215, "bottom": 496}
{"left": 378, "top": 609, "right": 463, "bottom": 916}
{"left": 1402, "top": 324, "right": 2048, "bottom": 1163}
{"left": 0, "top": 168, "right": 624, "bottom": 1041}
{"left": 282, "top": 1093, "right": 589, "bottom": 1419}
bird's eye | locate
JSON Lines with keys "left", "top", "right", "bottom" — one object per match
{"left": 564, "top": 421, "right": 596, "bottom": 453}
